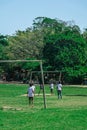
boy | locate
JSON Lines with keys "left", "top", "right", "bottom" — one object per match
{"left": 27, "top": 83, "right": 35, "bottom": 105}
{"left": 57, "top": 81, "right": 62, "bottom": 99}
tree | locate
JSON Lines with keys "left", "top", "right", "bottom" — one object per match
{"left": 43, "top": 32, "right": 87, "bottom": 83}
{"left": 0, "top": 34, "right": 9, "bottom": 60}
{"left": 7, "top": 28, "right": 44, "bottom": 60}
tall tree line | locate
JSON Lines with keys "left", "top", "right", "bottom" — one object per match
{"left": 0, "top": 17, "right": 87, "bottom": 84}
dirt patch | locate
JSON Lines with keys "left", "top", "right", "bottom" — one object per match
{"left": 0, "top": 106, "right": 23, "bottom": 111}
{"left": 67, "top": 85, "right": 87, "bottom": 87}
{"left": 21, "top": 93, "right": 51, "bottom": 96}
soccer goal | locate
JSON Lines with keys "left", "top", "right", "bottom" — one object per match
{"left": 0, "top": 60, "right": 46, "bottom": 109}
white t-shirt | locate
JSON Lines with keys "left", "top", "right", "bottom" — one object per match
{"left": 28, "top": 86, "right": 34, "bottom": 97}
{"left": 32, "top": 85, "right": 35, "bottom": 91}
{"left": 50, "top": 83, "right": 54, "bottom": 89}
{"left": 57, "top": 83, "right": 62, "bottom": 90}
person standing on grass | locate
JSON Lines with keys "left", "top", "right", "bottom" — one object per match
{"left": 50, "top": 82, "right": 54, "bottom": 95}
{"left": 32, "top": 83, "right": 35, "bottom": 92}
{"left": 57, "top": 81, "right": 62, "bottom": 99}
{"left": 27, "top": 83, "right": 35, "bottom": 105}
{"left": 38, "top": 83, "right": 43, "bottom": 95}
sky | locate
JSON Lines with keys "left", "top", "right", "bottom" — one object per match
{"left": 0, "top": 0, "right": 87, "bottom": 35}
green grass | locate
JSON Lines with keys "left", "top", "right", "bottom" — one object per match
{"left": 0, "top": 84, "right": 87, "bottom": 130}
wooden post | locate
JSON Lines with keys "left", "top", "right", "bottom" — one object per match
{"left": 0, "top": 60, "right": 47, "bottom": 109}
{"left": 59, "top": 71, "right": 62, "bottom": 81}
{"left": 40, "top": 61, "right": 46, "bottom": 109}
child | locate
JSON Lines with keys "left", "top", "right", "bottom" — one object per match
{"left": 57, "top": 81, "right": 62, "bottom": 99}
{"left": 50, "top": 83, "right": 54, "bottom": 95}
{"left": 27, "top": 83, "right": 35, "bottom": 105}
{"left": 38, "top": 84, "right": 43, "bottom": 95}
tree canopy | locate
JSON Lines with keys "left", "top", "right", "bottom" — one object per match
{"left": 0, "top": 17, "right": 87, "bottom": 84}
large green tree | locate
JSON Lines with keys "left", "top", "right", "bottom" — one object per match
{"left": 43, "top": 32, "right": 87, "bottom": 83}
{"left": 1, "top": 17, "right": 87, "bottom": 84}
{"left": 7, "top": 28, "right": 44, "bottom": 60}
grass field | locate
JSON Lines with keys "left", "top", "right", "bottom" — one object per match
{"left": 0, "top": 83, "right": 87, "bottom": 130}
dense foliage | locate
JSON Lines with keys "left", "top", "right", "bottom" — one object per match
{"left": 0, "top": 17, "right": 87, "bottom": 84}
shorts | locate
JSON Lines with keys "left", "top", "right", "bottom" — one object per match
{"left": 29, "top": 97, "right": 33, "bottom": 101}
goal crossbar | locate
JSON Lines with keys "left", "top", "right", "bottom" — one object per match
{"left": 0, "top": 60, "right": 46, "bottom": 109}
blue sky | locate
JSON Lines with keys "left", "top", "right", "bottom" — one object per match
{"left": 0, "top": 0, "right": 87, "bottom": 35}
